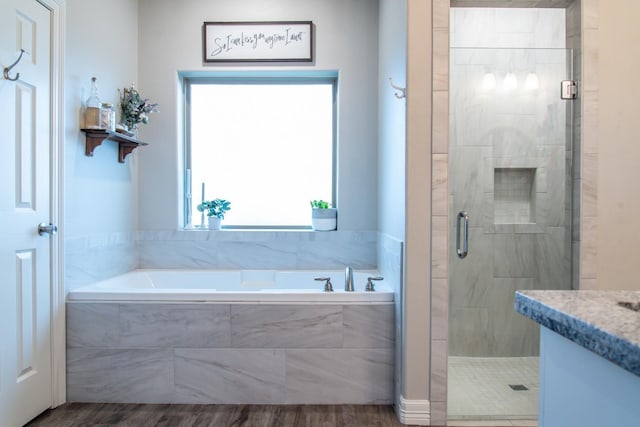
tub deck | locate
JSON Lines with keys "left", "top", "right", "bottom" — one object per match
{"left": 68, "top": 269, "right": 393, "bottom": 303}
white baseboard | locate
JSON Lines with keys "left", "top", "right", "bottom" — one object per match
{"left": 396, "top": 395, "right": 430, "bottom": 425}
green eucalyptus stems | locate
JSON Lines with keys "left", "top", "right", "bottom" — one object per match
{"left": 119, "top": 83, "right": 158, "bottom": 131}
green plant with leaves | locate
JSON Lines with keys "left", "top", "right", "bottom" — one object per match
{"left": 197, "top": 199, "right": 231, "bottom": 219}
{"left": 310, "top": 200, "right": 331, "bottom": 209}
{"left": 119, "top": 83, "right": 158, "bottom": 131}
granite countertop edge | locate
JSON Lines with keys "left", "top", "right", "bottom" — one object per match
{"left": 515, "top": 291, "right": 640, "bottom": 377}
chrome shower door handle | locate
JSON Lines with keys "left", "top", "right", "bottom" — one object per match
{"left": 456, "top": 211, "right": 469, "bottom": 259}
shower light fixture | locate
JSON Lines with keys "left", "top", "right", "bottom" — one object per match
{"left": 503, "top": 72, "right": 518, "bottom": 90}
{"left": 524, "top": 73, "right": 539, "bottom": 91}
{"left": 481, "top": 72, "right": 497, "bottom": 91}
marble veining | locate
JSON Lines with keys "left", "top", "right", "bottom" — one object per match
{"left": 67, "top": 231, "right": 378, "bottom": 292}
{"left": 285, "top": 348, "right": 394, "bottom": 404}
{"left": 515, "top": 290, "right": 640, "bottom": 376}
{"left": 137, "top": 230, "right": 377, "bottom": 270}
{"left": 119, "top": 304, "right": 231, "bottom": 348}
{"left": 174, "top": 349, "right": 286, "bottom": 404}
{"left": 343, "top": 305, "right": 394, "bottom": 348}
{"left": 377, "top": 233, "right": 404, "bottom": 405}
{"left": 66, "top": 348, "right": 174, "bottom": 402}
{"left": 66, "top": 300, "right": 394, "bottom": 404}
{"left": 230, "top": 305, "right": 343, "bottom": 348}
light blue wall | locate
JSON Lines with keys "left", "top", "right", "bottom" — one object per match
{"left": 64, "top": 0, "right": 139, "bottom": 290}
{"left": 378, "top": 0, "right": 407, "bottom": 241}
{"left": 540, "top": 328, "right": 640, "bottom": 427}
{"left": 64, "top": 0, "right": 384, "bottom": 287}
{"left": 136, "top": 0, "right": 380, "bottom": 232}
{"left": 378, "top": 0, "right": 407, "bottom": 409}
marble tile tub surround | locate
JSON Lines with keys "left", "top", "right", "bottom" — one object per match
{"left": 137, "top": 230, "right": 377, "bottom": 270}
{"left": 65, "top": 232, "right": 138, "bottom": 291}
{"left": 66, "top": 301, "right": 394, "bottom": 404}
{"left": 65, "top": 230, "right": 377, "bottom": 291}
{"left": 515, "top": 290, "right": 640, "bottom": 376}
{"left": 377, "top": 233, "right": 404, "bottom": 404}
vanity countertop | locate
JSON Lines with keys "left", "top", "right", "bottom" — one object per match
{"left": 515, "top": 290, "right": 640, "bottom": 377}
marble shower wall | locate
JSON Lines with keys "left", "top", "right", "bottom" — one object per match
{"left": 449, "top": 9, "right": 573, "bottom": 357}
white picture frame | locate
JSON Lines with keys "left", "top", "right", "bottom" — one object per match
{"left": 203, "top": 21, "right": 314, "bottom": 63}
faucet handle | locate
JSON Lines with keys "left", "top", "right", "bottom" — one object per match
{"left": 365, "top": 276, "right": 384, "bottom": 292}
{"left": 314, "top": 277, "right": 334, "bottom": 292}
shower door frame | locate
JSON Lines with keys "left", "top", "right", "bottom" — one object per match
{"left": 448, "top": 45, "right": 575, "bottom": 359}
{"left": 446, "top": 44, "right": 575, "bottom": 421}
{"left": 421, "top": 0, "right": 600, "bottom": 425}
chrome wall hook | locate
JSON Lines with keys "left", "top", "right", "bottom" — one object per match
{"left": 389, "top": 77, "right": 406, "bottom": 99}
{"left": 3, "top": 49, "right": 29, "bottom": 81}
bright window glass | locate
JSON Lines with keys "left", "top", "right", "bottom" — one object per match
{"left": 187, "top": 79, "right": 335, "bottom": 228}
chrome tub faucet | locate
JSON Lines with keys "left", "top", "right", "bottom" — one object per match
{"left": 315, "top": 277, "right": 334, "bottom": 292}
{"left": 345, "top": 266, "right": 354, "bottom": 291}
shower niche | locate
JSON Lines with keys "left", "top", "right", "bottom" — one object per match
{"left": 494, "top": 167, "right": 536, "bottom": 225}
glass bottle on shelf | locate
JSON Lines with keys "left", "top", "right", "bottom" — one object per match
{"left": 84, "top": 77, "right": 102, "bottom": 129}
{"left": 100, "top": 102, "right": 115, "bottom": 132}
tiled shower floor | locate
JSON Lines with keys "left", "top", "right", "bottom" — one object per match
{"left": 448, "top": 356, "right": 539, "bottom": 424}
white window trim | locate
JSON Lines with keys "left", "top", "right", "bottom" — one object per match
{"left": 181, "top": 71, "right": 338, "bottom": 229}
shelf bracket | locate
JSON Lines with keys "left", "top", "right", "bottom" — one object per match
{"left": 81, "top": 129, "right": 149, "bottom": 163}
{"left": 118, "top": 142, "right": 138, "bottom": 163}
{"left": 84, "top": 131, "right": 106, "bottom": 157}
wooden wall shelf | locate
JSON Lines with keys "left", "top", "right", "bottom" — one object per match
{"left": 81, "top": 128, "right": 149, "bottom": 163}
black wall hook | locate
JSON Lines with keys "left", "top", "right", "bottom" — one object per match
{"left": 3, "top": 49, "right": 29, "bottom": 81}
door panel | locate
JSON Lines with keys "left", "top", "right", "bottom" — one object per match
{"left": 16, "top": 249, "right": 36, "bottom": 381}
{"left": 16, "top": 81, "right": 36, "bottom": 209}
{"left": 0, "top": 1, "right": 53, "bottom": 426}
{"left": 447, "top": 47, "right": 574, "bottom": 420}
{"left": 449, "top": 48, "right": 573, "bottom": 358}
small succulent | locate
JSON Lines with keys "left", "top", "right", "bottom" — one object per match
{"left": 197, "top": 199, "right": 231, "bottom": 219}
{"left": 310, "top": 200, "right": 331, "bottom": 209}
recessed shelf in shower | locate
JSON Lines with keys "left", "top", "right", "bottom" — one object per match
{"left": 494, "top": 168, "right": 536, "bottom": 224}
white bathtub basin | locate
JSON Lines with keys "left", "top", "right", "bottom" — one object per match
{"left": 68, "top": 269, "right": 393, "bottom": 303}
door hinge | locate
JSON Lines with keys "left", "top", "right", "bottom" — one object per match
{"left": 561, "top": 80, "right": 578, "bottom": 100}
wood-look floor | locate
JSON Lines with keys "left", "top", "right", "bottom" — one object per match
{"left": 25, "top": 403, "right": 429, "bottom": 427}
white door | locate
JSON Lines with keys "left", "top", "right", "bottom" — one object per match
{"left": 0, "top": 1, "right": 53, "bottom": 426}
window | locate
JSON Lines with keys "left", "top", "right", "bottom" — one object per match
{"left": 185, "top": 75, "right": 336, "bottom": 228}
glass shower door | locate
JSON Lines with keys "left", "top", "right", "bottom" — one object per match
{"left": 448, "top": 48, "right": 574, "bottom": 421}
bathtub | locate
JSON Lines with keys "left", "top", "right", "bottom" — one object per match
{"left": 66, "top": 268, "right": 395, "bottom": 404}
{"left": 68, "top": 269, "right": 393, "bottom": 303}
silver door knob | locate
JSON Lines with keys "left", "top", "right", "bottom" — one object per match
{"left": 38, "top": 222, "right": 58, "bottom": 236}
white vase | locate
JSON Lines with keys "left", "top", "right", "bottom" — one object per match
{"left": 208, "top": 216, "right": 222, "bottom": 230}
{"left": 311, "top": 208, "right": 337, "bottom": 231}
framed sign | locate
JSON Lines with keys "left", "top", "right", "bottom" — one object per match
{"left": 203, "top": 21, "right": 313, "bottom": 63}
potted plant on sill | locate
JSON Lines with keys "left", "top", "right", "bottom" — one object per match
{"left": 310, "top": 200, "right": 337, "bottom": 231}
{"left": 197, "top": 198, "right": 231, "bottom": 230}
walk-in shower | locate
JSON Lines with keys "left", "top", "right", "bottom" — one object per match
{"left": 448, "top": 8, "right": 575, "bottom": 422}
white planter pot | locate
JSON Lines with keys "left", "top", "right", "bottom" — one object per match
{"left": 311, "top": 208, "right": 337, "bottom": 231}
{"left": 208, "top": 216, "right": 222, "bottom": 230}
